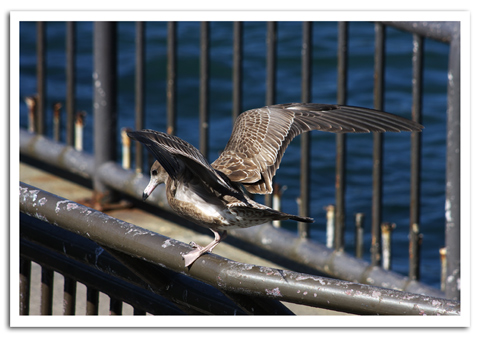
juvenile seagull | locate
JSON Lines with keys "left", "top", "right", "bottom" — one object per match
{"left": 128, "top": 103, "right": 423, "bottom": 267}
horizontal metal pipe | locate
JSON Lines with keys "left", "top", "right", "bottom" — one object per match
{"left": 20, "top": 213, "right": 240, "bottom": 315}
{"left": 228, "top": 224, "right": 444, "bottom": 298}
{"left": 20, "top": 222, "right": 187, "bottom": 315}
{"left": 19, "top": 128, "right": 444, "bottom": 298}
{"left": 19, "top": 182, "right": 458, "bottom": 315}
{"left": 20, "top": 129, "right": 95, "bottom": 179}
{"left": 382, "top": 21, "right": 459, "bottom": 43}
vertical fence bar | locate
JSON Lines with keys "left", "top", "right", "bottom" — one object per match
{"left": 335, "top": 21, "right": 348, "bottom": 251}
{"left": 167, "top": 22, "right": 177, "bottom": 135}
{"left": 265, "top": 21, "right": 277, "bottom": 106}
{"left": 66, "top": 22, "right": 76, "bottom": 147}
{"left": 109, "top": 297, "right": 123, "bottom": 315}
{"left": 19, "top": 258, "right": 31, "bottom": 315}
{"left": 121, "top": 127, "right": 132, "bottom": 170}
{"left": 409, "top": 33, "right": 424, "bottom": 280}
{"left": 439, "top": 247, "right": 447, "bottom": 292}
{"left": 272, "top": 183, "right": 286, "bottom": 228}
{"left": 445, "top": 25, "right": 461, "bottom": 301}
{"left": 36, "top": 21, "right": 46, "bottom": 135}
{"left": 63, "top": 277, "right": 77, "bottom": 315}
{"left": 53, "top": 102, "right": 62, "bottom": 142}
{"left": 355, "top": 213, "right": 365, "bottom": 258}
{"left": 298, "top": 21, "right": 312, "bottom": 239}
{"left": 135, "top": 22, "right": 145, "bottom": 173}
{"left": 86, "top": 287, "right": 99, "bottom": 315}
{"left": 93, "top": 22, "right": 118, "bottom": 205}
{"left": 75, "top": 111, "right": 86, "bottom": 151}
{"left": 25, "top": 96, "right": 37, "bottom": 133}
{"left": 381, "top": 222, "right": 396, "bottom": 270}
{"left": 134, "top": 308, "right": 147, "bottom": 315}
{"left": 325, "top": 205, "right": 335, "bottom": 248}
{"left": 232, "top": 22, "right": 243, "bottom": 120}
{"left": 40, "top": 267, "right": 54, "bottom": 315}
{"left": 264, "top": 21, "right": 277, "bottom": 209}
{"left": 371, "top": 22, "right": 385, "bottom": 267}
{"left": 199, "top": 22, "right": 210, "bottom": 157}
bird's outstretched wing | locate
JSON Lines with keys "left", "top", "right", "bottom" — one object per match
{"left": 127, "top": 129, "right": 244, "bottom": 200}
{"left": 212, "top": 103, "right": 423, "bottom": 194}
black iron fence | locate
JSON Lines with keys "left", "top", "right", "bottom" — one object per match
{"left": 18, "top": 20, "right": 461, "bottom": 315}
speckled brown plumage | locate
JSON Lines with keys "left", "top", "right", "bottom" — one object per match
{"left": 128, "top": 103, "right": 423, "bottom": 267}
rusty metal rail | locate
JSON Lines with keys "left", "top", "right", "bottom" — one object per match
{"left": 19, "top": 182, "right": 459, "bottom": 315}
{"left": 20, "top": 129, "right": 443, "bottom": 298}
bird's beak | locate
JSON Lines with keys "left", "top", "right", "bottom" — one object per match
{"left": 142, "top": 179, "right": 158, "bottom": 201}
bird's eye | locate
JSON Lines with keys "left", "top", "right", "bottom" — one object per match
{"left": 152, "top": 169, "right": 158, "bottom": 175}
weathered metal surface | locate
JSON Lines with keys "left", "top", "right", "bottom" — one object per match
{"left": 20, "top": 213, "right": 240, "bottom": 315}
{"left": 19, "top": 130, "right": 444, "bottom": 297}
{"left": 410, "top": 32, "right": 424, "bottom": 281}
{"left": 20, "top": 129, "right": 95, "bottom": 179}
{"left": 135, "top": 22, "right": 145, "bottom": 173}
{"left": 371, "top": 22, "right": 385, "bottom": 268}
{"left": 335, "top": 21, "right": 348, "bottom": 251}
{"left": 299, "top": 21, "right": 312, "bottom": 239}
{"left": 93, "top": 22, "right": 118, "bottom": 204}
{"left": 382, "top": 21, "right": 459, "bottom": 43}
{"left": 445, "top": 23, "right": 461, "bottom": 301}
{"left": 19, "top": 182, "right": 459, "bottom": 315}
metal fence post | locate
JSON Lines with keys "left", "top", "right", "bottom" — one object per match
{"left": 135, "top": 21, "right": 145, "bottom": 173}
{"left": 93, "top": 22, "right": 118, "bottom": 205}
{"left": 335, "top": 21, "right": 348, "bottom": 251}
{"left": 371, "top": 22, "right": 385, "bottom": 267}
{"left": 409, "top": 33, "right": 424, "bottom": 281}
{"left": 66, "top": 22, "right": 76, "bottom": 147}
{"left": 445, "top": 22, "right": 461, "bottom": 301}
{"left": 299, "top": 21, "right": 312, "bottom": 239}
{"left": 36, "top": 22, "right": 46, "bottom": 135}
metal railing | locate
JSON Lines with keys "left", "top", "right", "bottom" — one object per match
{"left": 19, "top": 20, "right": 461, "bottom": 314}
{"left": 19, "top": 182, "right": 459, "bottom": 315}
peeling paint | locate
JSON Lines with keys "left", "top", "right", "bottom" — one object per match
{"left": 29, "top": 189, "right": 39, "bottom": 202}
{"left": 403, "top": 294, "right": 417, "bottom": 300}
{"left": 259, "top": 266, "right": 276, "bottom": 275}
{"left": 67, "top": 203, "right": 78, "bottom": 211}
{"left": 19, "top": 186, "right": 28, "bottom": 196}
{"left": 80, "top": 208, "right": 93, "bottom": 215}
{"left": 34, "top": 212, "right": 48, "bottom": 222}
{"left": 162, "top": 239, "right": 173, "bottom": 248}
{"left": 38, "top": 197, "right": 47, "bottom": 206}
{"left": 445, "top": 199, "right": 452, "bottom": 222}
{"left": 55, "top": 200, "right": 69, "bottom": 213}
{"left": 265, "top": 287, "right": 282, "bottom": 297}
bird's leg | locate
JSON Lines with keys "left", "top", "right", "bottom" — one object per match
{"left": 183, "top": 230, "right": 227, "bottom": 267}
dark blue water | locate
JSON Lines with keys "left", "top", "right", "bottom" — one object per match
{"left": 18, "top": 21, "right": 449, "bottom": 288}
